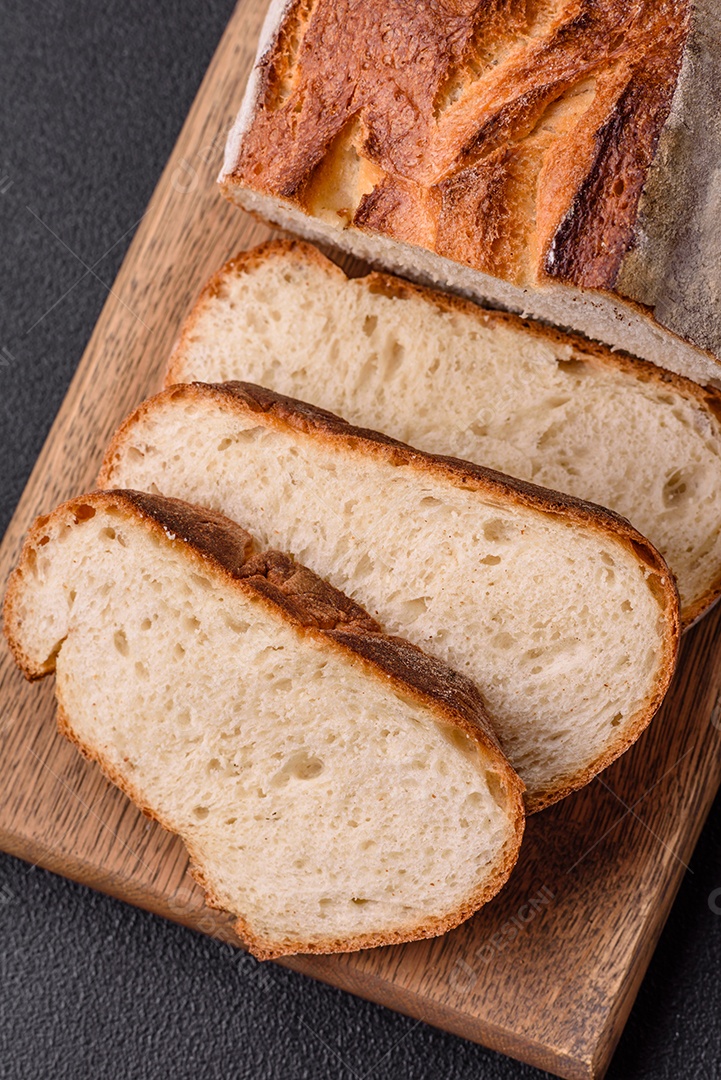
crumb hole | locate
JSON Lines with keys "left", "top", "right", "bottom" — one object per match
{"left": 74, "top": 504, "right": 96, "bottom": 522}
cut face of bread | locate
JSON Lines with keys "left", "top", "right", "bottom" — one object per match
{"left": 166, "top": 240, "right": 721, "bottom": 627}
{"left": 3, "top": 491, "right": 524, "bottom": 960}
{"left": 99, "top": 384, "right": 680, "bottom": 811}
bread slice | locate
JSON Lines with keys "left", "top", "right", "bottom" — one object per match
{"left": 98, "top": 383, "right": 680, "bottom": 811}
{"left": 166, "top": 239, "right": 721, "bottom": 628}
{"left": 3, "top": 489, "right": 524, "bottom": 960}
{"left": 219, "top": 0, "right": 721, "bottom": 384}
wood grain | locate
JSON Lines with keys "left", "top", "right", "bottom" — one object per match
{"left": 0, "top": 3, "right": 719, "bottom": 1078}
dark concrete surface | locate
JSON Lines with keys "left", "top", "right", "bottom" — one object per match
{"left": 0, "top": 2, "right": 720, "bottom": 1077}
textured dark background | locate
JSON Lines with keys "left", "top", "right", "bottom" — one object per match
{"left": 1, "top": 2, "right": 720, "bottom": 1078}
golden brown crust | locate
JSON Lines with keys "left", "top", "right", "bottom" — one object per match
{"left": 165, "top": 237, "right": 721, "bottom": 629}
{"left": 236, "top": 548, "right": 381, "bottom": 635}
{"left": 6, "top": 490, "right": 524, "bottom": 957}
{"left": 100, "top": 380, "right": 680, "bottom": 811}
{"left": 225, "top": 0, "right": 690, "bottom": 290}
{"left": 116, "top": 489, "right": 256, "bottom": 571}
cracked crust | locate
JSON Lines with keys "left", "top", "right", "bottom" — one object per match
{"left": 220, "top": 2, "right": 721, "bottom": 373}
{"left": 4, "top": 489, "right": 525, "bottom": 959}
{"left": 221, "top": 0, "right": 689, "bottom": 292}
{"left": 99, "top": 382, "right": 681, "bottom": 812}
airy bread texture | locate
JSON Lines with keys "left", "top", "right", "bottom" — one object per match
{"left": 99, "top": 384, "right": 680, "bottom": 811}
{"left": 220, "top": 0, "right": 721, "bottom": 382}
{"left": 3, "top": 490, "right": 524, "bottom": 960}
{"left": 167, "top": 240, "right": 721, "bottom": 627}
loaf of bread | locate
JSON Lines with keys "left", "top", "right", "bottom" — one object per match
{"left": 167, "top": 239, "right": 721, "bottom": 628}
{"left": 3, "top": 489, "right": 524, "bottom": 959}
{"left": 99, "top": 382, "right": 680, "bottom": 811}
{"left": 219, "top": 0, "right": 721, "bottom": 386}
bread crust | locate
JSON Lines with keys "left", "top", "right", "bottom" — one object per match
{"left": 4, "top": 489, "right": 524, "bottom": 960}
{"left": 165, "top": 237, "right": 721, "bottom": 629}
{"left": 99, "top": 382, "right": 681, "bottom": 812}
{"left": 222, "top": 0, "right": 689, "bottom": 292}
{"left": 221, "top": 3, "right": 721, "bottom": 370}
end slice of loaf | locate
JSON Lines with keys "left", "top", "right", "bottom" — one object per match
{"left": 3, "top": 490, "right": 524, "bottom": 960}
{"left": 98, "top": 383, "right": 680, "bottom": 811}
{"left": 166, "top": 240, "right": 721, "bottom": 628}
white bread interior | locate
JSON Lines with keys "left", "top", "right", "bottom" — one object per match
{"left": 99, "top": 386, "right": 679, "bottom": 810}
{"left": 167, "top": 241, "right": 721, "bottom": 627}
{"left": 223, "top": 187, "right": 721, "bottom": 389}
{"left": 3, "top": 491, "right": 523, "bottom": 959}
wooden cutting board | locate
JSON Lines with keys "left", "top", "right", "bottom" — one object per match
{"left": 1, "top": 3, "right": 720, "bottom": 1077}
